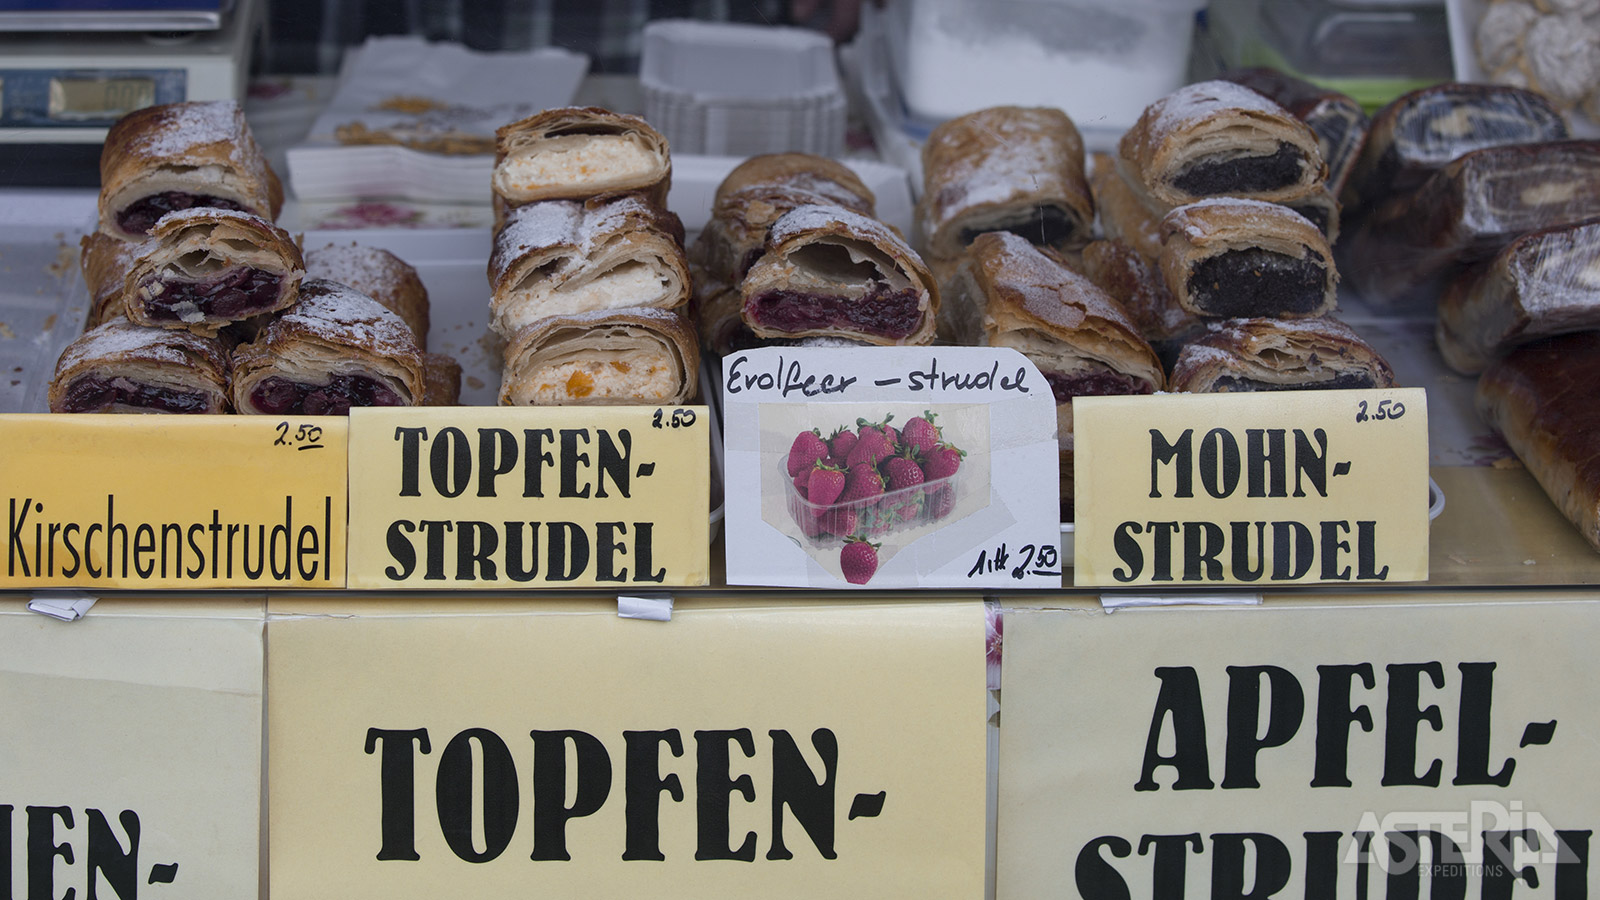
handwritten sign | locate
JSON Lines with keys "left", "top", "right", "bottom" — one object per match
{"left": 267, "top": 596, "right": 987, "bottom": 897}
{"left": 722, "top": 347, "right": 1060, "bottom": 589}
{"left": 0, "top": 598, "right": 264, "bottom": 896}
{"left": 1073, "top": 389, "right": 1429, "bottom": 586}
{"left": 0, "top": 415, "right": 347, "bottom": 589}
{"left": 997, "top": 597, "right": 1600, "bottom": 898}
{"left": 344, "top": 407, "right": 710, "bottom": 589}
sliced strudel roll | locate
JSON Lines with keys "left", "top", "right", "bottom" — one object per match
{"left": 1118, "top": 80, "right": 1326, "bottom": 209}
{"left": 98, "top": 100, "right": 284, "bottom": 240}
{"left": 231, "top": 279, "right": 424, "bottom": 415}
{"left": 1342, "top": 83, "right": 1570, "bottom": 217}
{"left": 918, "top": 105, "right": 1094, "bottom": 259}
{"left": 80, "top": 231, "right": 141, "bottom": 327}
{"left": 1222, "top": 67, "right": 1369, "bottom": 199}
{"left": 304, "top": 242, "right": 430, "bottom": 347}
{"left": 1160, "top": 198, "right": 1338, "bottom": 319}
{"left": 488, "top": 195, "right": 690, "bottom": 340}
{"left": 1082, "top": 239, "right": 1203, "bottom": 363}
{"left": 123, "top": 208, "right": 305, "bottom": 336}
{"left": 1343, "top": 140, "right": 1600, "bottom": 307}
{"left": 1436, "top": 218, "right": 1600, "bottom": 375}
{"left": 492, "top": 106, "right": 671, "bottom": 212}
{"left": 498, "top": 307, "right": 699, "bottom": 406}
{"left": 50, "top": 318, "right": 232, "bottom": 414}
{"left": 1476, "top": 331, "right": 1600, "bottom": 551}
{"left": 740, "top": 204, "right": 938, "bottom": 345}
{"left": 1089, "top": 155, "right": 1165, "bottom": 261}
{"left": 1169, "top": 316, "right": 1396, "bottom": 393}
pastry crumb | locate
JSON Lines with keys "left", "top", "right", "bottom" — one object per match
{"left": 1491, "top": 456, "right": 1524, "bottom": 470}
{"left": 0, "top": 322, "right": 14, "bottom": 339}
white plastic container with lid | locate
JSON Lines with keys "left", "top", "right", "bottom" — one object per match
{"left": 882, "top": 0, "right": 1207, "bottom": 149}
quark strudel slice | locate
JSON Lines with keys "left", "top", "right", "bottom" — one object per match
{"left": 492, "top": 106, "right": 671, "bottom": 212}
{"left": 498, "top": 307, "right": 699, "bottom": 407}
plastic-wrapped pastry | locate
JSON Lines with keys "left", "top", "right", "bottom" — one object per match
{"left": 488, "top": 195, "right": 689, "bottom": 340}
{"left": 1435, "top": 218, "right": 1600, "bottom": 374}
{"left": 1081, "top": 239, "right": 1203, "bottom": 361}
{"left": 421, "top": 352, "right": 463, "bottom": 406}
{"left": 304, "top": 242, "right": 430, "bottom": 348}
{"left": 917, "top": 105, "right": 1094, "bottom": 259}
{"left": 80, "top": 231, "right": 141, "bottom": 327}
{"left": 49, "top": 318, "right": 232, "bottom": 414}
{"left": 491, "top": 106, "right": 671, "bottom": 213}
{"left": 1117, "top": 80, "right": 1326, "bottom": 209}
{"left": 740, "top": 204, "right": 939, "bottom": 346}
{"left": 231, "top": 279, "right": 424, "bottom": 415}
{"left": 1343, "top": 140, "right": 1600, "bottom": 306}
{"left": 1222, "top": 67, "right": 1369, "bottom": 199}
{"left": 98, "top": 100, "right": 284, "bottom": 240}
{"left": 498, "top": 307, "right": 699, "bottom": 406}
{"left": 1476, "top": 331, "right": 1600, "bottom": 551}
{"left": 1159, "top": 198, "right": 1338, "bottom": 319}
{"left": 123, "top": 208, "right": 305, "bottom": 336}
{"left": 1169, "top": 316, "right": 1396, "bottom": 392}
{"left": 1341, "top": 83, "right": 1569, "bottom": 216}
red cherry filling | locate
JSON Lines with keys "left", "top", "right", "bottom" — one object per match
{"left": 1042, "top": 370, "right": 1155, "bottom": 403}
{"left": 745, "top": 285, "right": 924, "bottom": 340}
{"left": 117, "top": 192, "right": 248, "bottom": 236}
{"left": 63, "top": 376, "right": 211, "bottom": 413}
{"left": 249, "top": 374, "right": 404, "bottom": 416}
{"left": 140, "top": 268, "right": 285, "bottom": 321}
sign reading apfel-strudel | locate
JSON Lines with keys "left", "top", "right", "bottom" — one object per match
{"left": 1073, "top": 389, "right": 1430, "bottom": 586}
{"left": 344, "top": 406, "right": 709, "bottom": 588}
{"left": 0, "top": 415, "right": 347, "bottom": 589}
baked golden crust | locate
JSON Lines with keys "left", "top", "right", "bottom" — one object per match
{"left": 230, "top": 278, "right": 425, "bottom": 414}
{"left": 917, "top": 105, "right": 1094, "bottom": 259}
{"left": 488, "top": 195, "right": 690, "bottom": 340}
{"left": 49, "top": 317, "right": 232, "bottom": 414}
{"left": 421, "top": 352, "right": 463, "bottom": 406}
{"left": 1169, "top": 316, "right": 1396, "bottom": 392}
{"left": 1435, "top": 218, "right": 1600, "bottom": 375}
{"left": 123, "top": 208, "right": 306, "bottom": 337}
{"left": 711, "top": 152, "right": 875, "bottom": 211}
{"left": 498, "top": 306, "right": 699, "bottom": 406}
{"left": 1476, "top": 331, "right": 1600, "bottom": 551}
{"left": 1221, "top": 67, "right": 1369, "bottom": 198}
{"left": 80, "top": 230, "right": 141, "bottom": 327}
{"left": 1159, "top": 198, "right": 1337, "bottom": 319}
{"left": 1118, "top": 80, "right": 1326, "bottom": 208}
{"left": 491, "top": 106, "right": 671, "bottom": 210}
{"left": 1081, "top": 238, "right": 1202, "bottom": 346}
{"left": 1089, "top": 154, "right": 1164, "bottom": 261}
{"left": 957, "top": 231, "right": 1164, "bottom": 392}
{"left": 98, "top": 100, "right": 284, "bottom": 240}
{"left": 739, "top": 203, "right": 939, "bottom": 346}
{"left": 304, "top": 242, "right": 431, "bottom": 349}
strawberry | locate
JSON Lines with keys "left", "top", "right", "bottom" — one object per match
{"left": 927, "top": 484, "right": 957, "bottom": 520}
{"left": 806, "top": 462, "right": 846, "bottom": 507}
{"left": 840, "top": 535, "right": 880, "bottom": 585}
{"left": 827, "top": 426, "right": 858, "bottom": 461}
{"left": 846, "top": 430, "right": 895, "bottom": 469}
{"left": 883, "top": 450, "right": 925, "bottom": 493}
{"left": 793, "top": 468, "right": 811, "bottom": 499}
{"left": 839, "top": 464, "right": 885, "bottom": 503}
{"left": 857, "top": 414, "right": 898, "bottom": 450}
{"left": 787, "top": 428, "right": 828, "bottom": 477}
{"left": 922, "top": 442, "right": 966, "bottom": 482}
{"left": 821, "top": 506, "right": 858, "bottom": 536}
{"left": 902, "top": 411, "right": 942, "bottom": 454}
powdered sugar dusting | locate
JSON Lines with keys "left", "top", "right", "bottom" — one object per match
{"left": 54, "top": 317, "right": 225, "bottom": 374}
{"left": 923, "top": 106, "right": 1084, "bottom": 218}
{"left": 981, "top": 231, "right": 1141, "bottom": 336}
{"left": 270, "top": 278, "right": 420, "bottom": 359}
{"left": 769, "top": 204, "right": 915, "bottom": 257}
{"left": 306, "top": 242, "right": 417, "bottom": 295}
{"left": 490, "top": 195, "right": 675, "bottom": 286}
{"left": 126, "top": 100, "right": 256, "bottom": 168}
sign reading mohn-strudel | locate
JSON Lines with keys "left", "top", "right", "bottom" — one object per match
{"left": 1, "top": 415, "right": 347, "bottom": 589}
{"left": 1073, "top": 389, "right": 1430, "bottom": 586}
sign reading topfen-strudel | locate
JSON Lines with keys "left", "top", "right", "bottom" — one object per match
{"left": 344, "top": 406, "right": 710, "bottom": 588}
{"left": 1074, "top": 389, "right": 1430, "bottom": 586}
{"left": 1, "top": 415, "right": 347, "bottom": 589}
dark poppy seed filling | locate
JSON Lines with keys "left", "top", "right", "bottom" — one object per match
{"left": 249, "top": 374, "right": 405, "bottom": 416}
{"left": 117, "top": 192, "right": 247, "bottom": 236}
{"left": 960, "top": 205, "right": 1080, "bottom": 248}
{"left": 1172, "top": 144, "right": 1306, "bottom": 196}
{"left": 746, "top": 285, "right": 923, "bottom": 340}
{"left": 140, "top": 268, "right": 284, "bottom": 321}
{"left": 63, "top": 376, "right": 210, "bottom": 414}
{"left": 1187, "top": 249, "right": 1327, "bottom": 317}
{"left": 1211, "top": 372, "right": 1381, "bottom": 392}
{"left": 1042, "top": 370, "right": 1154, "bottom": 403}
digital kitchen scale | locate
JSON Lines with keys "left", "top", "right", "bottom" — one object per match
{"left": 0, "top": 0, "right": 260, "bottom": 145}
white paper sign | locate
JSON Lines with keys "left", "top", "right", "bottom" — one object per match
{"left": 722, "top": 347, "right": 1061, "bottom": 588}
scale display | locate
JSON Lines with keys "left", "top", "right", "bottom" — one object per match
{"left": 3, "top": 67, "right": 185, "bottom": 127}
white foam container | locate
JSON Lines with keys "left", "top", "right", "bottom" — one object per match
{"left": 640, "top": 19, "right": 847, "bottom": 157}
{"left": 880, "top": 0, "right": 1206, "bottom": 149}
